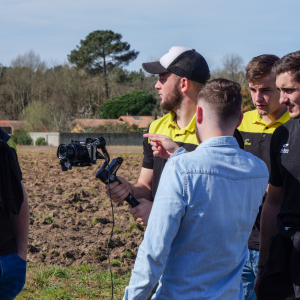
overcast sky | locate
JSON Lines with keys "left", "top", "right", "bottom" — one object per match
{"left": 1, "top": 0, "right": 299, "bottom": 71}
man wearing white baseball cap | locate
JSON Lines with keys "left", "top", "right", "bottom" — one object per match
{"left": 105, "top": 46, "right": 244, "bottom": 225}
{"left": 142, "top": 46, "right": 210, "bottom": 82}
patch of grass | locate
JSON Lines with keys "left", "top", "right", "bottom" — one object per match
{"left": 56, "top": 186, "right": 62, "bottom": 190}
{"left": 129, "top": 222, "right": 137, "bottom": 232}
{"left": 91, "top": 217, "right": 100, "bottom": 226}
{"left": 28, "top": 265, "right": 70, "bottom": 289}
{"left": 123, "top": 232, "right": 131, "bottom": 239}
{"left": 123, "top": 250, "right": 133, "bottom": 259}
{"left": 88, "top": 187, "right": 94, "bottom": 192}
{"left": 89, "top": 249, "right": 107, "bottom": 262}
{"left": 128, "top": 221, "right": 144, "bottom": 233}
{"left": 98, "top": 199, "right": 103, "bottom": 203}
{"left": 111, "top": 259, "right": 122, "bottom": 267}
{"left": 16, "top": 264, "right": 130, "bottom": 299}
{"left": 44, "top": 216, "right": 54, "bottom": 224}
{"left": 114, "top": 227, "right": 121, "bottom": 234}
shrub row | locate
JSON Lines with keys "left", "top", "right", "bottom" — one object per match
{"left": 11, "top": 130, "right": 47, "bottom": 145}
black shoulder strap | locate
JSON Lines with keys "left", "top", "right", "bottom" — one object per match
{"left": 234, "top": 129, "right": 245, "bottom": 150}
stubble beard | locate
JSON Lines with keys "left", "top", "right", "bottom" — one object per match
{"left": 286, "top": 100, "right": 300, "bottom": 119}
{"left": 290, "top": 106, "right": 300, "bottom": 119}
{"left": 160, "top": 86, "right": 182, "bottom": 111}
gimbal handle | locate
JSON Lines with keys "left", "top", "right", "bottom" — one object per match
{"left": 96, "top": 157, "right": 140, "bottom": 208}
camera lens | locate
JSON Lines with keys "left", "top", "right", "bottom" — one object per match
{"left": 60, "top": 146, "right": 67, "bottom": 158}
{"left": 57, "top": 144, "right": 74, "bottom": 159}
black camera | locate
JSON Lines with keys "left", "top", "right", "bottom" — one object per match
{"left": 57, "top": 136, "right": 139, "bottom": 207}
{"left": 57, "top": 137, "right": 108, "bottom": 171}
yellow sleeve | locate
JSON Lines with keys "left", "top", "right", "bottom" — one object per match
{"left": 7, "top": 138, "right": 17, "bottom": 154}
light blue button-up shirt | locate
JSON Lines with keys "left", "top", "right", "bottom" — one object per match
{"left": 124, "top": 136, "right": 269, "bottom": 300}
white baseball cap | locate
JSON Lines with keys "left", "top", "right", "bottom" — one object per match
{"left": 142, "top": 46, "right": 210, "bottom": 84}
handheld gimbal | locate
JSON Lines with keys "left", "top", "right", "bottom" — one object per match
{"left": 57, "top": 136, "right": 139, "bottom": 208}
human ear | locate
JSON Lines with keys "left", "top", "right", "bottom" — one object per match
{"left": 180, "top": 78, "right": 189, "bottom": 93}
{"left": 196, "top": 105, "right": 203, "bottom": 125}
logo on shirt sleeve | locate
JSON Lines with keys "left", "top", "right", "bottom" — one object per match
{"left": 244, "top": 139, "right": 251, "bottom": 146}
{"left": 280, "top": 144, "right": 289, "bottom": 154}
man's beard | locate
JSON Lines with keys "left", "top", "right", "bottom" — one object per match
{"left": 287, "top": 102, "right": 300, "bottom": 119}
{"left": 160, "top": 86, "right": 182, "bottom": 111}
{"left": 195, "top": 124, "right": 201, "bottom": 144}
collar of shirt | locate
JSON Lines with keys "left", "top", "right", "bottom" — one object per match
{"left": 197, "top": 136, "right": 239, "bottom": 150}
{"left": 163, "top": 111, "right": 196, "bottom": 134}
{"left": 252, "top": 110, "right": 290, "bottom": 129}
{"left": 170, "top": 136, "right": 239, "bottom": 159}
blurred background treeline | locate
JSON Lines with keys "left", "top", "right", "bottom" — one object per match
{"left": 0, "top": 31, "right": 254, "bottom": 132}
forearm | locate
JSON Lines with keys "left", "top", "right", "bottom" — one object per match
{"left": 124, "top": 162, "right": 185, "bottom": 299}
{"left": 258, "top": 199, "right": 281, "bottom": 266}
{"left": 11, "top": 182, "right": 29, "bottom": 259}
{"left": 124, "top": 167, "right": 153, "bottom": 200}
{"left": 124, "top": 203, "right": 183, "bottom": 299}
{"left": 132, "top": 181, "right": 152, "bottom": 201}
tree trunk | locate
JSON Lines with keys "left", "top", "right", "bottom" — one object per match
{"left": 102, "top": 54, "right": 109, "bottom": 101}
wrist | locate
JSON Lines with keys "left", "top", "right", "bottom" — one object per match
{"left": 128, "top": 182, "right": 135, "bottom": 196}
{"left": 17, "top": 249, "right": 27, "bottom": 260}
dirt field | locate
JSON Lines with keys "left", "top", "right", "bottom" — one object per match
{"left": 18, "top": 146, "right": 144, "bottom": 274}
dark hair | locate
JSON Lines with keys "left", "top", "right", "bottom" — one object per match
{"left": 272, "top": 50, "right": 300, "bottom": 83}
{"left": 245, "top": 54, "right": 280, "bottom": 83}
{"left": 198, "top": 78, "right": 242, "bottom": 124}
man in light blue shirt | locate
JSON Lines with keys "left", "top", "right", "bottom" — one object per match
{"left": 123, "top": 79, "right": 269, "bottom": 300}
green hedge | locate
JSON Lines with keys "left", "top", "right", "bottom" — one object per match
{"left": 11, "top": 129, "right": 33, "bottom": 145}
{"left": 35, "top": 137, "right": 47, "bottom": 146}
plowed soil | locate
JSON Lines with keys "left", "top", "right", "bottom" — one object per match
{"left": 19, "top": 147, "right": 144, "bottom": 274}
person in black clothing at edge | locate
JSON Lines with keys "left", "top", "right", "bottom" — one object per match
{"left": 238, "top": 55, "right": 290, "bottom": 300}
{"left": 254, "top": 50, "right": 300, "bottom": 300}
{"left": 105, "top": 46, "right": 244, "bottom": 226}
{"left": 0, "top": 128, "right": 29, "bottom": 300}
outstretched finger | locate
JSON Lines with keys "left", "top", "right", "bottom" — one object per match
{"left": 144, "top": 133, "right": 168, "bottom": 142}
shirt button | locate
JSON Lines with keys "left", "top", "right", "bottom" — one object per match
{"left": 266, "top": 127, "right": 269, "bottom": 129}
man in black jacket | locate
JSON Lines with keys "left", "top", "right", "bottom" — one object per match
{"left": 0, "top": 128, "right": 29, "bottom": 299}
{"left": 255, "top": 50, "right": 300, "bottom": 299}
{"left": 238, "top": 54, "right": 289, "bottom": 300}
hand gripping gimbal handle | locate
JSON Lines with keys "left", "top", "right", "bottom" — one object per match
{"left": 108, "top": 175, "right": 139, "bottom": 208}
{"left": 96, "top": 157, "right": 140, "bottom": 208}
